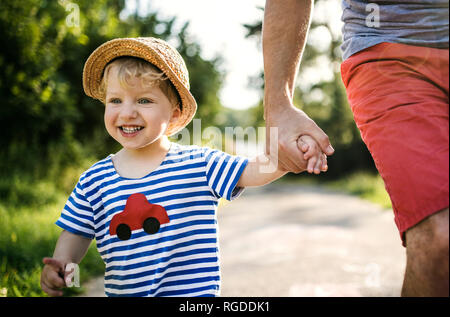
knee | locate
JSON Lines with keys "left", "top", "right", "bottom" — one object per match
{"left": 427, "top": 208, "right": 449, "bottom": 258}
{"left": 403, "top": 208, "right": 449, "bottom": 296}
{"left": 406, "top": 208, "right": 449, "bottom": 261}
{"left": 431, "top": 227, "right": 449, "bottom": 262}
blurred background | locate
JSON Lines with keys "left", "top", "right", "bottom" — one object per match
{"left": 0, "top": 0, "right": 396, "bottom": 297}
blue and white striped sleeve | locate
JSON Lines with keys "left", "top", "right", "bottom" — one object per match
{"left": 204, "top": 148, "right": 249, "bottom": 201}
{"left": 55, "top": 181, "right": 95, "bottom": 239}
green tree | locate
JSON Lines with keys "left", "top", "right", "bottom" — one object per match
{"left": 242, "top": 1, "right": 376, "bottom": 178}
{"left": 0, "top": 0, "right": 225, "bottom": 192}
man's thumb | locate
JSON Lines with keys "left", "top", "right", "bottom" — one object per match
{"left": 310, "top": 126, "right": 334, "bottom": 156}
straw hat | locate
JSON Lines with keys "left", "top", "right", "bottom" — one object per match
{"left": 83, "top": 37, "right": 197, "bottom": 136}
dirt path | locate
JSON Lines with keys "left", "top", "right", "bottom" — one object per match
{"left": 79, "top": 183, "right": 405, "bottom": 297}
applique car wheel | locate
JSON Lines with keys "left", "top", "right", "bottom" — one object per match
{"left": 116, "top": 223, "right": 131, "bottom": 240}
{"left": 143, "top": 217, "right": 160, "bottom": 235}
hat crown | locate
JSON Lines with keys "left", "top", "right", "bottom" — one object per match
{"left": 135, "top": 37, "right": 190, "bottom": 90}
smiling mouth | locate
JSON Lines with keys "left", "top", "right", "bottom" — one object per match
{"left": 119, "top": 126, "right": 144, "bottom": 134}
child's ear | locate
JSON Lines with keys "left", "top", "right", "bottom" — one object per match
{"left": 170, "top": 106, "right": 181, "bottom": 123}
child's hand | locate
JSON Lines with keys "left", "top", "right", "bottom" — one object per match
{"left": 40, "top": 257, "right": 71, "bottom": 296}
{"left": 297, "top": 135, "right": 328, "bottom": 174}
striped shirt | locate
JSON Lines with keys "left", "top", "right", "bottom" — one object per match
{"left": 55, "top": 143, "right": 249, "bottom": 297}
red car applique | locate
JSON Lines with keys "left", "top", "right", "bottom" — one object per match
{"left": 109, "top": 193, "right": 170, "bottom": 240}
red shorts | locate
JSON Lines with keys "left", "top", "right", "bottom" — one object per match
{"left": 341, "top": 42, "right": 449, "bottom": 246}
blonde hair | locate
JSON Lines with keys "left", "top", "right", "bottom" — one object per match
{"left": 99, "top": 57, "right": 181, "bottom": 108}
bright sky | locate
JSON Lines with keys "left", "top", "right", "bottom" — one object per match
{"left": 123, "top": 0, "right": 342, "bottom": 110}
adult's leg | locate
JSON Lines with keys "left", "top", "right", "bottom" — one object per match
{"left": 402, "top": 208, "right": 449, "bottom": 297}
{"left": 341, "top": 43, "right": 449, "bottom": 296}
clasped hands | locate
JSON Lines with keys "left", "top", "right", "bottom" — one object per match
{"left": 265, "top": 103, "right": 334, "bottom": 174}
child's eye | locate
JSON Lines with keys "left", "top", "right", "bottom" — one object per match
{"left": 109, "top": 98, "right": 121, "bottom": 104}
{"left": 138, "top": 98, "right": 153, "bottom": 105}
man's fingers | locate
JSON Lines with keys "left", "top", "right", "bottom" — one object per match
{"left": 308, "top": 123, "right": 334, "bottom": 156}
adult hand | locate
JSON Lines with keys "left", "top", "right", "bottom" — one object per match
{"left": 265, "top": 101, "right": 334, "bottom": 173}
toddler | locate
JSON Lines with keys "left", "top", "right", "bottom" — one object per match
{"left": 40, "top": 37, "right": 327, "bottom": 297}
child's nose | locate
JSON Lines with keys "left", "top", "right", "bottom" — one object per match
{"left": 119, "top": 102, "right": 138, "bottom": 119}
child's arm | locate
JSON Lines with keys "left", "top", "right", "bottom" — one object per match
{"left": 236, "top": 133, "right": 329, "bottom": 187}
{"left": 41, "top": 230, "right": 92, "bottom": 296}
{"left": 236, "top": 153, "right": 289, "bottom": 187}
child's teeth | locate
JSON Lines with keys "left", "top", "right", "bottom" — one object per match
{"left": 122, "top": 126, "right": 142, "bottom": 133}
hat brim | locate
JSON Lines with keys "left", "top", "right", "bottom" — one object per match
{"left": 83, "top": 38, "right": 197, "bottom": 136}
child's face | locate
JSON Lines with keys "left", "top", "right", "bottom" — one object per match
{"left": 104, "top": 65, "right": 180, "bottom": 151}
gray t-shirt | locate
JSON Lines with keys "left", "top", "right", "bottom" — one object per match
{"left": 341, "top": 0, "right": 449, "bottom": 60}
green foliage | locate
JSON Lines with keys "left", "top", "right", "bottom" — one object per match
{"left": 326, "top": 171, "right": 392, "bottom": 209}
{"left": 0, "top": 186, "right": 103, "bottom": 297}
{"left": 0, "top": 0, "right": 225, "bottom": 297}
{"left": 176, "top": 23, "right": 225, "bottom": 132}
{"left": 0, "top": 0, "right": 225, "bottom": 184}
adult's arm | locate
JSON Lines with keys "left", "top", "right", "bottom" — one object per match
{"left": 263, "top": 0, "right": 334, "bottom": 173}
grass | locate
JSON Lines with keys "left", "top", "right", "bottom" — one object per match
{"left": 0, "top": 176, "right": 104, "bottom": 297}
{"left": 281, "top": 170, "right": 392, "bottom": 210}
{"left": 325, "top": 171, "right": 392, "bottom": 209}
